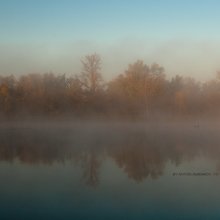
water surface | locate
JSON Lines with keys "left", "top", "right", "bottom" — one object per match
{"left": 1, "top": 121, "right": 220, "bottom": 220}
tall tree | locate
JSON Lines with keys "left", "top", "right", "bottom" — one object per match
{"left": 79, "top": 53, "right": 103, "bottom": 93}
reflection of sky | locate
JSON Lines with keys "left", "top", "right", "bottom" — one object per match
{"left": 0, "top": 158, "right": 220, "bottom": 220}
{"left": 1, "top": 1, "right": 220, "bottom": 80}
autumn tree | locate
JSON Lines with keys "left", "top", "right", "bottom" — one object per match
{"left": 66, "top": 76, "right": 84, "bottom": 114}
{"left": 108, "top": 60, "right": 166, "bottom": 118}
{"left": 108, "top": 60, "right": 149, "bottom": 116}
{"left": 16, "top": 73, "right": 44, "bottom": 114}
{"left": 202, "top": 72, "right": 220, "bottom": 115}
{"left": 42, "top": 73, "right": 68, "bottom": 114}
{"left": 168, "top": 75, "right": 202, "bottom": 116}
{"left": 0, "top": 75, "right": 17, "bottom": 116}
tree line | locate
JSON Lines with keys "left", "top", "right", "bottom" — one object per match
{"left": 0, "top": 53, "right": 220, "bottom": 119}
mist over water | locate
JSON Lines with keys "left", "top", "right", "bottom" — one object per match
{"left": 0, "top": 121, "right": 220, "bottom": 219}
{"left": 1, "top": 120, "right": 220, "bottom": 174}
{"left": 2, "top": 0, "right": 220, "bottom": 218}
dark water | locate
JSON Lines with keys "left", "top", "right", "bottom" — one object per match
{"left": 1, "top": 121, "right": 220, "bottom": 220}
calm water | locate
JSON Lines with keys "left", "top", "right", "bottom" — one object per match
{"left": 1, "top": 121, "right": 220, "bottom": 220}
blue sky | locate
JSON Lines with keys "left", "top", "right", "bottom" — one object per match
{"left": 1, "top": 0, "right": 220, "bottom": 80}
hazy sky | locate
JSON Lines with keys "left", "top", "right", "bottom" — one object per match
{"left": 1, "top": 0, "right": 220, "bottom": 80}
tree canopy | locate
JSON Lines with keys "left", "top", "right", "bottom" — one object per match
{"left": 0, "top": 53, "right": 219, "bottom": 120}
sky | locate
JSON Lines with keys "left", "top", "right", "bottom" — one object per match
{"left": 1, "top": 0, "right": 220, "bottom": 81}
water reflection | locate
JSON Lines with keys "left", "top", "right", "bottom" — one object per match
{"left": 0, "top": 123, "right": 220, "bottom": 186}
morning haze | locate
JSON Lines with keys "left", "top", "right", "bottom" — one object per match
{"left": 1, "top": 37, "right": 220, "bottom": 82}
{"left": 1, "top": 1, "right": 220, "bottom": 220}
{"left": 1, "top": 0, "right": 220, "bottom": 81}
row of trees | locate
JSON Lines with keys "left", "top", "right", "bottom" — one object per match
{"left": 0, "top": 53, "right": 220, "bottom": 119}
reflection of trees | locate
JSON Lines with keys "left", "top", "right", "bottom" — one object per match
{"left": 108, "top": 135, "right": 164, "bottom": 182}
{"left": 111, "top": 145, "right": 164, "bottom": 181}
{"left": 0, "top": 128, "right": 69, "bottom": 164}
{"left": 81, "top": 151, "right": 101, "bottom": 187}
{"left": 0, "top": 125, "right": 220, "bottom": 185}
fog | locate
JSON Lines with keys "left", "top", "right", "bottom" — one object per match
{"left": 0, "top": 120, "right": 220, "bottom": 186}
{"left": 1, "top": 39, "right": 220, "bottom": 81}
{"left": 2, "top": 1, "right": 220, "bottom": 219}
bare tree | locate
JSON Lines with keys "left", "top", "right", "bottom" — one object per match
{"left": 79, "top": 53, "right": 103, "bottom": 93}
